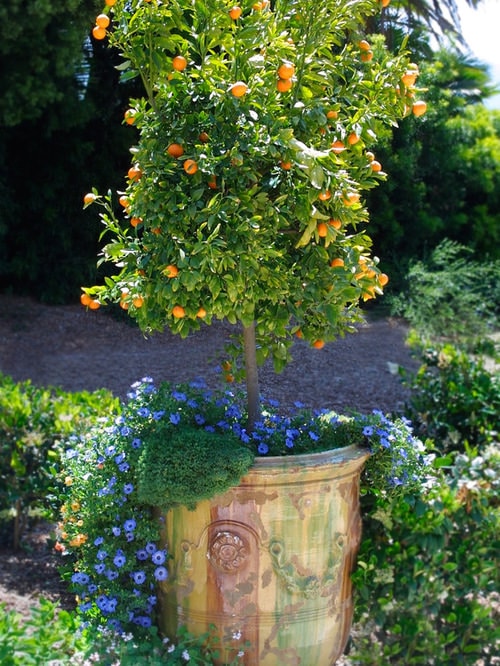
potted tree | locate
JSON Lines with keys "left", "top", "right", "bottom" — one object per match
{"left": 66, "top": 0, "right": 428, "bottom": 662}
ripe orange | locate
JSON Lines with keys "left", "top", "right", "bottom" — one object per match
{"left": 92, "top": 25, "right": 106, "bottom": 40}
{"left": 196, "top": 307, "right": 207, "bottom": 318}
{"left": 133, "top": 296, "right": 144, "bottom": 308}
{"left": 119, "top": 195, "right": 129, "bottom": 208}
{"left": 124, "top": 109, "right": 136, "bottom": 125}
{"left": 172, "top": 305, "right": 186, "bottom": 319}
{"left": 172, "top": 55, "right": 188, "bottom": 71}
{"left": 331, "top": 140, "right": 345, "bottom": 153}
{"left": 328, "top": 218, "right": 342, "bottom": 230}
{"left": 224, "top": 373, "right": 235, "bottom": 383}
{"left": 95, "top": 14, "right": 110, "bottom": 28}
{"left": 130, "top": 217, "right": 142, "bottom": 227}
{"left": 326, "top": 109, "right": 338, "bottom": 120}
{"left": 229, "top": 6, "right": 242, "bottom": 19}
{"left": 198, "top": 131, "right": 210, "bottom": 143}
{"left": 127, "top": 164, "right": 142, "bottom": 181}
{"left": 380, "top": 0, "right": 391, "bottom": 6}
{"left": 347, "top": 132, "right": 360, "bottom": 145}
{"left": 359, "top": 39, "right": 371, "bottom": 51}
{"left": 120, "top": 300, "right": 129, "bottom": 310}
{"left": 295, "top": 329, "right": 303, "bottom": 339}
{"left": 412, "top": 100, "right": 427, "bottom": 117}
{"left": 230, "top": 81, "right": 248, "bottom": 97}
{"left": 344, "top": 191, "right": 360, "bottom": 206}
{"left": 318, "top": 190, "right": 331, "bottom": 201}
{"left": 401, "top": 71, "right": 418, "bottom": 87}
{"left": 276, "top": 78, "right": 293, "bottom": 93}
{"left": 370, "top": 160, "right": 382, "bottom": 172}
{"left": 105, "top": 0, "right": 116, "bottom": 5}
{"left": 167, "top": 143, "right": 184, "bottom": 158}
{"left": 280, "top": 160, "right": 292, "bottom": 170}
{"left": 330, "top": 257, "right": 344, "bottom": 268}
{"left": 277, "top": 61, "right": 295, "bottom": 80}
{"left": 312, "top": 339, "right": 325, "bottom": 349}
{"left": 163, "top": 264, "right": 179, "bottom": 278}
{"left": 80, "top": 293, "right": 92, "bottom": 306}
{"left": 378, "top": 273, "right": 389, "bottom": 286}
{"left": 83, "top": 192, "right": 96, "bottom": 205}
{"left": 183, "top": 159, "right": 198, "bottom": 175}
{"left": 317, "top": 222, "right": 328, "bottom": 237}
{"left": 360, "top": 50, "right": 373, "bottom": 62}
{"left": 88, "top": 299, "right": 101, "bottom": 310}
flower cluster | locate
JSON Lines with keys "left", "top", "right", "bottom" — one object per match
{"left": 59, "top": 377, "right": 430, "bottom": 636}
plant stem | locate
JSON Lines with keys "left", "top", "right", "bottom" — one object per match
{"left": 243, "top": 322, "right": 260, "bottom": 434}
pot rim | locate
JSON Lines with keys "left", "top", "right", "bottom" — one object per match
{"left": 251, "top": 443, "right": 370, "bottom": 469}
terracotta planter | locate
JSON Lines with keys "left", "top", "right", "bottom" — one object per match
{"left": 158, "top": 444, "right": 369, "bottom": 665}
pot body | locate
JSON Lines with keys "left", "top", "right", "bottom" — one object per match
{"left": 158, "top": 445, "right": 369, "bottom": 665}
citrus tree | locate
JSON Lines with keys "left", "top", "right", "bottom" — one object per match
{"left": 83, "top": 0, "right": 425, "bottom": 428}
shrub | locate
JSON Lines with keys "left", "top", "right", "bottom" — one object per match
{"left": 351, "top": 444, "right": 500, "bottom": 665}
{"left": 400, "top": 344, "right": 500, "bottom": 456}
{"left": 0, "top": 373, "right": 120, "bottom": 548}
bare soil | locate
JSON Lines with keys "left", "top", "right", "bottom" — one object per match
{"left": 0, "top": 294, "right": 418, "bottom": 620}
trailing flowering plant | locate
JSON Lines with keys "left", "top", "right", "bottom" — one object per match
{"left": 59, "top": 377, "right": 431, "bottom": 637}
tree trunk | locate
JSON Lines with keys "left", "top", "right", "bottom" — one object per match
{"left": 243, "top": 322, "right": 260, "bottom": 433}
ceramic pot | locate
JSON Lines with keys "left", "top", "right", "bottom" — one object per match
{"left": 158, "top": 444, "right": 369, "bottom": 665}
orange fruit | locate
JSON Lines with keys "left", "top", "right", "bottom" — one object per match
{"left": 277, "top": 61, "right": 295, "bottom": 80}
{"left": 222, "top": 360, "right": 232, "bottom": 372}
{"left": 133, "top": 296, "right": 144, "bottom": 308}
{"left": 401, "top": 71, "right": 418, "bottom": 87}
{"left": 229, "top": 6, "right": 242, "bottom": 19}
{"left": 326, "top": 109, "right": 338, "bottom": 120}
{"left": 95, "top": 14, "right": 110, "bottom": 28}
{"left": 328, "top": 218, "right": 342, "bottom": 230}
{"left": 118, "top": 195, "right": 129, "bottom": 208}
{"left": 380, "top": 0, "right": 391, "bottom": 6}
{"left": 105, "top": 0, "right": 116, "bottom": 5}
{"left": 207, "top": 176, "right": 217, "bottom": 189}
{"left": 312, "top": 339, "right": 325, "bottom": 349}
{"left": 318, "top": 190, "right": 331, "bottom": 201}
{"left": 172, "top": 55, "right": 188, "bottom": 71}
{"left": 347, "top": 132, "right": 360, "bottom": 145}
{"left": 83, "top": 192, "right": 96, "bottom": 205}
{"left": 317, "top": 222, "right": 328, "bottom": 237}
{"left": 378, "top": 273, "right": 389, "bottom": 286}
{"left": 198, "top": 131, "right": 210, "bottom": 143}
{"left": 183, "top": 159, "right": 198, "bottom": 175}
{"left": 330, "top": 257, "right": 344, "bottom": 268}
{"left": 295, "top": 329, "right": 303, "bottom": 339}
{"left": 224, "top": 373, "right": 235, "bottom": 383}
{"left": 365, "top": 151, "right": 375, "bottom": 161}
{"left": 196, "top": 307, "right": 207, "bottom": 318}
{"left": 92, "top": 25, "right": 106, "bottom": 40}
{"left": 360, "top": 50, "right": 373, "bottom": 62}
{"left": 370, "top": 160, "right": 382, "bottom": 172}
{"left": 253, "top": 1, "right": 268, "bottom": 9}
{"left": 120, "top": 300, "right": 129, "bottom": 310}
{"left": 163, "top": 264, "right": 179, "bottom": 278}
{"left": 359, "top": 39, "right": 371, "bottom": 51}
{"left": 124, "top": 109, "right": 136, "bottom": 125}
{"left": 130, "top": 217, "right": 142, "bottom": 227}
{"left": 230, "top": 81, "right": 248, "bottom": 97}
{"left": 276, "top": 78, "right": 293, "bottom": 93}
{"left": 331, "top": 140, "right": 346, "bottom": 153}
{"left": 343, "top": 191, "right": 360, "bottom": 206}
{"left": 167, "top": 143, "right": 184, "bottom": 158}
{"left": 280, "top": 160, "right": 292, "bottom": 170}
{"left": 88, "top": 299, "right": 100, "bottom": 310}
{"left": 80, "top": 293, "right": 92, "bottom": 306}
{"left": 172, "top": 305, "right": 186, "bottom": 318}
{"left": 412, "top": 100, "right": 427, "bottom": 117}
{"left": 152, "top": 227, "right": 161, "bottom": 235}
{"left": 127, "top": 164, "right": 142, "bottom": 181}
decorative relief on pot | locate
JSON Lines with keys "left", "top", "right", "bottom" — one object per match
{"left": 269, "top": 534, "right": 345, "bottom": 598}
{"left": 208, "top": 530, "right": 249, "bottom": 573}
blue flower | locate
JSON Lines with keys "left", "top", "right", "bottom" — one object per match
{"left": 172, "top": 391, "right": 187, "bottom": 402}
{"left": 194, "top": 414, "right": 205, "bottom": 425}
{"left": 137, "top": 407, "right": 150, "bottom": 418}
{"left": 154, "top": 566, "right": 168, "bottom": 581}
{"left": 152, "top": 550, "right": 166, "bottom": 565}
{"left": 94, "top": 564, "right": 106, "bottom": 574}
{"left": 94, "top": 536, "right": 104, "bottom": 546}
{"left": 145, "top": 542, "right": 157, "bottom": 554}
{"left": 97, "top": 549, "right": 108, "bottom": 561}
{"left": 120, "top": 426, "right": 132, "bottom": 436}
{"left": 153, "top": 410, "right": 165, "bottom": 420}
{"left": 170, "top": 412, "right": 181, "bottom": 425}
{"left": 71, "top": 572, "right": 90, "bottom": 585}
{"left": 112, "top": 526, "right": 121, "bottom": 537}
{"left": 123, "top": 483, "right": 134, "bottom": 494}
{"left": 363, "top": 426, "right": 374, "bottom": 437}
{"left": 308, "top": 431, "right": 319, "bottom": 441}
{"left": 106, "top": 569, "right": 119, "bottom": 581}
{"left": 124, "top": 519, "right": 136, "bottom": 532}
{"left": 136, "top": 549, "right": 148, "bottom": 561}
{"left": 131, "top": 438, "right": 142, "bottom": 449}
{"left": 114, "top": 553, "right": 127, "bottom": 568}
{"left": 132, "top": 571, "right": 146, "bottom": 585}
{"left": 257, "top": 443, "right": 269, "bottom": 455}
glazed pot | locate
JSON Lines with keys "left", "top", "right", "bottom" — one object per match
{"left": 157, "top": 444, "right": 369, "bottom": 665}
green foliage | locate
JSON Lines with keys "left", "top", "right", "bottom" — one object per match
{"left": 0, "top": 373, "right": 120, "bottom": 548}
{"left": 391, "top": 239, "right": 500, "bottom": 350}
{"left": 137, "top": 426, "right": 254, "bottom": 510}
{"left": 0, "top": 598, "right": 87, "bottom": 665}
{"left": 351, "top": 445, "right": 500, "bottom": 665}
{"left": 83, "top": 0, "right": 417, "bottom": 371}
{"left": 400, "top": 344, "right": 500, "bottom": 456}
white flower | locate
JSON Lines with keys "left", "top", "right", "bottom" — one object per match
{"left": 182, "top": 649, "right": 190, "bottom": 661}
